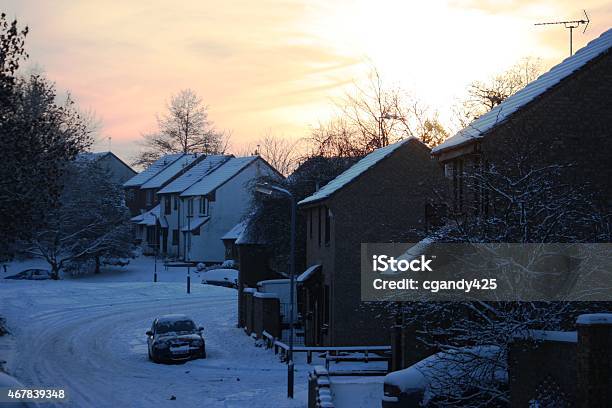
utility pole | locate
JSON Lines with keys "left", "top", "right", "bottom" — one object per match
{"left": 535, "top": 10, "right": 590, "bottom": 56}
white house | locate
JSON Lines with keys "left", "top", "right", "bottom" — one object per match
{"left": 178, "top": 156, "right": 282, "bottom": 264}
{"left": 156, "top": 155, "right": 231, "bottom": 257}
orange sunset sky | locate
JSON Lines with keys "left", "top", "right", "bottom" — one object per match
{"left": 3, "top": 0, "right": 611, "bottom": 165}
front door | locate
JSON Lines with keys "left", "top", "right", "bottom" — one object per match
{"left": 162, "top": 228, "right": 168, "bottom": 254}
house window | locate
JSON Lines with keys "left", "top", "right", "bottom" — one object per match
{"left": 199, "top": 196, "right": 209, "bottom": 216}
{"left": 172, "top": 229, "right": 179, "bottom": 246}
{"left": 318, "top": 207, "right": 322, "bottom": 247}
{"left": 187, "top": 198, "right": 194, "bottom": 216}
{"left": 453, "top": 158, "right": 464, "bottom": 213}
{"left": 164, "top": 196, "right": 171, "bottom": 215}
{"left": 324, "top": 207, "right": 331, "bottom": 245}
{"left": 173, "top": 196, "right": 179, "bottom": 211}
{"left": 309, "top": 210, "right": 313, "bottom": 239}
{"left": 145, "top": 190, "right": 153, "bottom": 206}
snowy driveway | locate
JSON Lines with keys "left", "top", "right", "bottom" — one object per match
{"left": 0, "top": 280, "right": 307, "bottom": 407}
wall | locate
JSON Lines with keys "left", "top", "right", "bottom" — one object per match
{"left": 304, "top": 139, "right": 446, "bottom": 346}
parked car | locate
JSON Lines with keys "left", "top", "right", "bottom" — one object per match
{"left": 4, "top": 269, "right": 52, "bottom": 280}
{"left": 200, "top": 268, "right": 238, "bottom": 288}
{"left": 382, "top": 346, "right": 506, "bottom": 407}
{"left": 146, "top": 314, "right": 206, "bottom": 363}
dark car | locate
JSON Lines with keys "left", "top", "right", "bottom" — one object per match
{"left": 4, "top": 268, "right": 52, "bottom": 280}
{"left": 146, "top": 314, "right": 206, "bottom": 363}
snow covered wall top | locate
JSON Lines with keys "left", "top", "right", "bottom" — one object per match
{"left": 157, "top": 155, "right": 231, "bottom": 195}
{"left": 298, "top": 137, "right": 414, "bottom": 206}
{"left": 432, "top": 28, "right": 612, "bottom": 155}
{"left": 123, "top": 153, "right": 183, "bottom": 187}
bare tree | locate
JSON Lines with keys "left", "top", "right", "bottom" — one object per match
{"left": 454, "top": 57, "right": 543, "bottom": 129}
{"left": 21, "top": 161, "right": 134, "bottom": 279}
{"left": 134, "top": 89, "right": 229, "bottom": 167}
{"left": 236, "top": 132, "right": 302, "bottom": 176}
{"left": 308, "top": 67, "right": 448, "bottom": 157}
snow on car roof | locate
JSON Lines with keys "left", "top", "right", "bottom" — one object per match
{"left": 298, "top": 138, "right": 415, "bottom": 206}
{"left": 140, "top": 153, "right": 202, "bottom": 189}
{"left": 157, "top": 314, "right": 192, "bottom": 322}
{"left": 123, "top": 154, "right": 184, "bottom": 187}
{"left": 432, "top": 28, "right": 612, "bottom": 155}
{"left": 180, "top": 156, "right": 259, "bottom": 197}
{"left": 157, "top": 155, "right": 232, "bottom": 195}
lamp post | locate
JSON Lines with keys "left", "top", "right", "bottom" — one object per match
{"left": 255, "top": 182, "right": 296, "bottom": 399}
{"left": 186, "top": 206, "right": 192, "bottom": 294}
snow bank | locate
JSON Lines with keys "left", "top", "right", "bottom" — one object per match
{"left": 576, "top": 313, "right": 612, "bottom": 325}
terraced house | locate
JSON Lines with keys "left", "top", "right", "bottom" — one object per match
{"left": 297, "top": 137, "right": 445, "bottom": 346}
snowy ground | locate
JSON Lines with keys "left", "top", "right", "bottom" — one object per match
{"left": 0, "top": 256, "right": 309, "bottom": 407}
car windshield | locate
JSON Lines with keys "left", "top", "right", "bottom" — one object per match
{"left": 156, "top": 319, "right": 196, "bottom": 334}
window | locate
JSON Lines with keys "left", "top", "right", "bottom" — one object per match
{"left": 164, "top": 196, "right": 171, "bottom": 215}
{"left": 187, "top": 198, "right": 194, "bottom": 216}
{"left": 453, "top": 158, "right": 464, "bottom": 213}
{"left": 318, "top": 207, "right": 322, "bottom": 247}
{"left": 324, "top": 207, "right": 331, "bottom": 245}
{"left": 309, "top": 209, "right": 313, "bottom": 239}
{"left": 173, "top": 196, "right": 179, "bottom": 211}
{"left": 172, "top": 229, "right": 179, "bottom": 246}
{"left": 145, "top": 190, "right": 153, "bottom": 206}
{"left": 199, "top": 196, "right": 209, "bottom": 216}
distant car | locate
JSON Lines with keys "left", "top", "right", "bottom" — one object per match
{"left": 4, "top": 268, "right": 52, "bottom": 280}
{"left": 146, "top": 314, "right": 206, "bottom": 363}
{"left": 382, "top": 346, "right": 506, "bottom": 407}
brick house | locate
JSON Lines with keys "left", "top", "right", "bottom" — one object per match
{"left": 297, "top": 138, "right": 445, "bottom": 346}
{"left": 76, "top": 151, "right": 136, "bottom": 185}
{"left": 431, "top": 29, "right": 612, "bottom": 216}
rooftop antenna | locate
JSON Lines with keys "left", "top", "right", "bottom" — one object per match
{"left": 535, "top": 10, "right": 590, "bottom": 56}
{"left": 108, "top": 136, "right": 112, "bottom": 151}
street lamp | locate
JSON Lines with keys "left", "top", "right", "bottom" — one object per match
{"left": 255, "top": 182, "right": 296, "bottom": 399}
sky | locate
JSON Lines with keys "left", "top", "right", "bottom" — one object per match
{"left": 3, "top": 0, "right": 611, "bottom": 164}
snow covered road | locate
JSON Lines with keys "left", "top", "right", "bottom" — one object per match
{"left": 0, "top": 280, "right": 307, "bottom": 407}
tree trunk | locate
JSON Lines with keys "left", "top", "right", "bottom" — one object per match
{"left": 51, "top": 264, "right": 60, "bottom": 280}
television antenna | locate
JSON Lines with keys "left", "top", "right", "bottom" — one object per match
{"left": 535, "top": 10, "right": 590, "bottom": 56}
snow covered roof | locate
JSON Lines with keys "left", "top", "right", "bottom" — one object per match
{"left": 181, "top": 156, "right": 259, "bottom": 197}
{"left": 181, "top": 216, "right": 210, "bottom": 232}
{"left": 76, "top": 151, "right": 109, "bottom": 162}
{"left": 222, "top": 221, "right": 248, "bottom": 241}
{"left": 432, "top": 28, "right": 612, "bottom": 155}
{"left": 140, "top": 154, "right": 202, "bottom": 189}
{"left": 138, "top": 205, "right": 161, "bottom": 226}
{"left": 157, "top": 155, "right": 232, "bottom": 195}
{"left": 298, "top": 138, "right": 415, "bottom": 206}
{"left": 123, "top": 154, "right": 184, "bottom": 187}
{"left": 297, "top": 264, "right": 321, "bottom": 283}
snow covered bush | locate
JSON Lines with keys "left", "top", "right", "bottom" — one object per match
{"left": 221, "top": 259, "right": 237, "bottom": 269}
{"left": 20, "top": 161, "right": 135, "bottom": 279}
